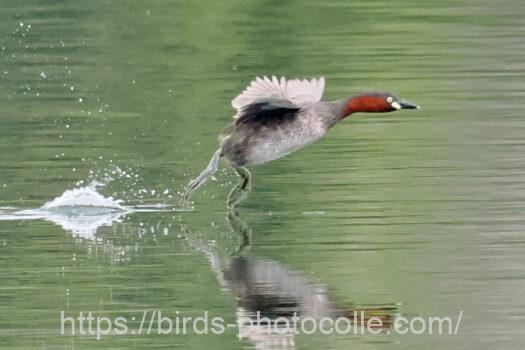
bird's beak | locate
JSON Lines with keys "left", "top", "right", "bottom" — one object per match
{"left": 397, "top": 100, "right": 419, "bottom": 110}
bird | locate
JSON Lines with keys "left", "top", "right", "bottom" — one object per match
{"left": 183, "top": 76, "right": 419, "bottom": 208}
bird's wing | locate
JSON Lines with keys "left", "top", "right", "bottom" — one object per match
{"left": 233, "top": 99, "right": 301, "bottom": 127}
{"left": 231, "top": 76, "right": 325, "bottom": 112}
{"left": 285, "top": 77, "right": 325, "bottom": 105}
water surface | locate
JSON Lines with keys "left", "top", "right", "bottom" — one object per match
{"left": 1, "top": 0, "right": 524, "bottom": 349}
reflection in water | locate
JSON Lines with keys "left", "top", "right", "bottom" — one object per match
{"left": 184, "top": 211, "right": 396, "bottom": 350}
{"left": 1, "top": 184, "right": 395, "bottom": 348}
{"left": 1, "top": 185, "right": 395, "bottom": 348}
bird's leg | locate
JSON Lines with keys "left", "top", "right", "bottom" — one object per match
{"left": 182, "top": 149, "right": 222, "bottom": 206}
{"left": 226, "top": 166, "right": 251, "bottom": 209}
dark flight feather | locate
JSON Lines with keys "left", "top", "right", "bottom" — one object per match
{"left": 234, "top": 99, "right": 301, "bottom": 128}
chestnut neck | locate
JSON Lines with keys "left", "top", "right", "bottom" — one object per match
{"left": 338, "top": 94, "right": 390, "bottom": 119}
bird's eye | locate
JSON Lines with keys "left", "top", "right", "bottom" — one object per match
{"left": 387, "top": 97, "right": 393, "bottom": 103}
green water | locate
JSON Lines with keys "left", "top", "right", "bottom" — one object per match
{"left": 1, "top": 0, "right": 524, "bottom": 349}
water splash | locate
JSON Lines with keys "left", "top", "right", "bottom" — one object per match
{"left": 41, "top": 184, "right": 126, "bottom": 210}
{"left": 0, "top": 183, "right": 177, "bottom": 239}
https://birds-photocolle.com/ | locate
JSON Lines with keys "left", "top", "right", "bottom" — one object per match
{"left": 183, "top": 76, "right": 419, "bottom": 208}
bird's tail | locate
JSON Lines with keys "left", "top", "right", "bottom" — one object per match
{"left": 182, "top": 148, "right": 222, "bottom": 203}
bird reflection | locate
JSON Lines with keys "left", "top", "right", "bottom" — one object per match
{"left": 183, "top": 211, "right": 395, "bottom": 350}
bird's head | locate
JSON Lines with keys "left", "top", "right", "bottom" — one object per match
{"left": 341, "top": 92, "right": 419, "bottom": 118}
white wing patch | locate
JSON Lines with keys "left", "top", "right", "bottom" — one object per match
{"left": 286, "top": 77, "right": 325, "bottom": 105}
{"left": 231, "top": 76, "right": 325, "bottom": 111}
